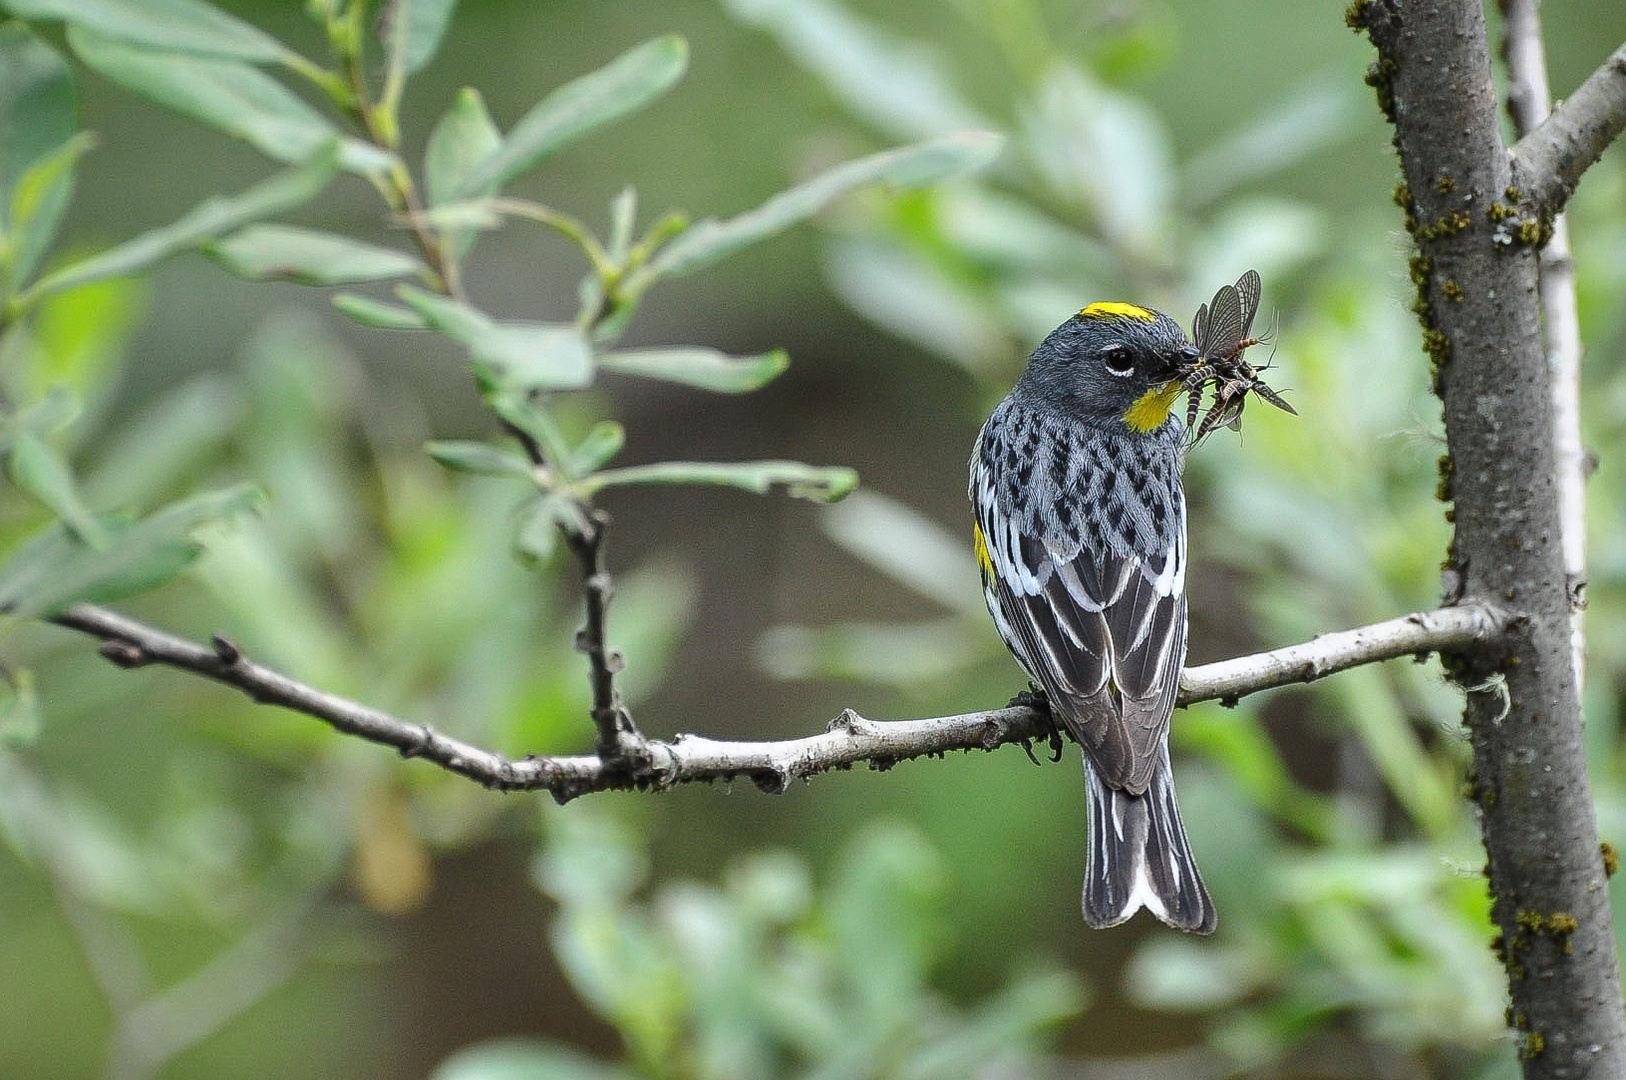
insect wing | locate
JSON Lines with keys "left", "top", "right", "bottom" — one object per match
{"left": 1200, "top": 284, "right": 1244, "bottom": 362}
{"left": 1234, "top": 269, "right": 1262, "bottom": 342}
{"left": 1190, "top": 300, "right": 1211, "bottom": 360}
{"left": 1250, "top": 378, "right": 1298, "bottom": 415}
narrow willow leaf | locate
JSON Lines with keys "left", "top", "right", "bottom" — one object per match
{"left": 397, "top": 286, "right": 594, "bottom": 391}
{"left": 412, "top": 201, "right": 502, "bottom": 232}
{"left": 2, "top": 0, "right": 290, "bottom": 62}
{"left": 0, "top": 483, "right": 261, "bottom": 616}
{"left": 586, "top": 459, "right": 858, "bottom": 502}
{"left": 0, "top": 22, "right": 76, "bottom": 222}
{"left": 67, "top": 28, "right": 390, "bottom": 175}
{"left": 24, "top": 146, "right": 338, "bottom": 302}
{"left": 454, "top": 35, "right": 688, "bottom": 198}
{"left": 332, "top": 292, "right": 428, "bottom": 330}
{"left": 819, "top": 489, "right": 985, "bottom": 615}
{"left": 569, "top": 420, "right": 624, "bottom": 474}
{"left": 424, "top": 440, "right": 533, "bottom": 477}
{"left": 432, "top": 1042, "right": 639, "bottom": 1080}
{"left": 0, "top": 666, "right": 40, "bottom": 747}
{"left": 721, "top": 0, "right": 991, "bottom": 142}
{"left": 607, "top": 186, "right": 636, "bottom": 262}
{"left": 512, "top": 496, "right": 559, "bottom": 563}
{"left": 425, "top": 87, "right": 502, "bottom": 262}
{"left": 483, "top": 388, "right": 571, "bottom": 469}
{"left": 7, "top": 432, "right": 107, "bottom": 547}
{"left": 426, "top": 88, "right": 502, "bottom": 205}
{"left": 598, "top": 346, "right": 788, "bottom": 393}
{"left": 642, "top": 131, "right": 1002, "bottom": 281}
{"left": 14, "top": 386, "right": 80, "bottom": 438}
{"left": 381, "top": 0, "right": 460, "bottom": 76}
{"left": 8, "top": 132, "right": 94, "bottom": 288}
{"left": 207, "top": 224, "right": 425, "bottom": 285}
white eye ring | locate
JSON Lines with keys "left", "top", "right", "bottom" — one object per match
{"left": 1101, "top": 346, "right": 1135, "bottom": 376}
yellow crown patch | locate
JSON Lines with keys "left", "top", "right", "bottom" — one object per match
{"left": 1079, "top": 301, "right": 1156, "bottom": 322}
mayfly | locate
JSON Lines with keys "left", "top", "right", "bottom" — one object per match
{"left": 1182, "top": 269, "right": 1296, "bottom": 441}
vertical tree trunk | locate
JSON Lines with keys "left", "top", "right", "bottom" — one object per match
{"left": 1351, "top": 3, "right": 1624, "bottom": 1075}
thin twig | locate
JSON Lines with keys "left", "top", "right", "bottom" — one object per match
{"left": 49, "top": 602, "right": 1516, "bottom": 803}
{"left": 1509, "top": 38, "right": 1626, "bottom": 215}
{"left": 1501, "top": 0, "right": 1588, "bottom": 694}
{"left": 563, "top": 510, "right": 647, "bottom": 766}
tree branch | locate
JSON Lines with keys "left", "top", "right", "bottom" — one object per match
{"left": 1353, "top": 2, "right": 1626, "bottom": 1074}
{"left": 1509, "top": 37, "right": 1626, "bottom": 216}
{"left": 50, "top": 602, "right": 1515, "bottom": 802}
{"left": 1500, "top": 0, "right": 1588, "bottom": 692}
{"left": 563, "top": 510, "right": 647, "bottom": 766}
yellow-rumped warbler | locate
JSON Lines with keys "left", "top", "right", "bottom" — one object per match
{"left": 970, "top": 299, "right": 1216, "bottom": 933}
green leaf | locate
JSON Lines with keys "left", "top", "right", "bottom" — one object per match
{"left": 82, "top": 375, "right": 238, "bottom": 510}
{"left": 819, "top": 489, "right": 984, "bottom": 614}
{"left": 721, "top": 0, "right": 990, "bottom": 142}
{"left": 7, "top": 131, "right": 94, "bottom": 288}
{"left": 397, "top": 286, "right": 594, "bottom": 391}
{"left": 425, "top": 87, "right": 502, "bottom": 262}
{"left": 512, "top": 494, "right": 589, "bottom": 564}
{"left": 569, "top": 420, "right": 624, "bottom": 473}
{"left": 640, "top": 131, "right": 1002, "bottom": 281}
{"left": 382, "top": 0, "right": 460, "bottom": 76}
{"left": 332, "top": 292, "right": 428, "bottom": 330}
{"left": 431, "top": 1039, "right": 635, "bottom": 1080}
{"left": 598, "top": 347, "right": 788, "bottom": 393}
{"left": 2, "top": 0, "right": 290, "bottom": 63}
{"left": 7, "top": 431, "right": 106, "bottom": 547}
{"left": 25, "top": 273, "right": 143, "bottom": 401}
{"left": 0, "top": 666, "right": 40, "bottom": 747}
{"left": 454, "top": 35, "right": 688, "bottom": 198}
{"left": 0, "top": 483, "right": 262, "bottom": 616}
{"left": 412, "top": 200, "right": 502, "bottom": 233}
{"left": 607, "top": 187, "right": 636, "bottom": 263}
{"left": 1182, "top": 79, "right": 1363, "bottom": 207}
{"left": 67, "top": 28, "right": 390, "bottom": 176}
{"left": 426, "top": 88, "right": 502, "bottom": 205}
{"left": 424, "top": 440, "right": 533, "bottom": 477}
{"left": 13, "top": 385, "right": 79, "bottom": 438}
{"left": 0, "top": 22, "right": 76, "bottom": 235}
{"left": 483, "top": 388, "right": 572, "bottom": 469}
{"left": 206, "top": 224, "right": 425, "bottom": 285}
{"left": 585, "top": 459, "right": 858, "bottom": 502}
{"left": 22, "top": 146, "right": 338, "bottom": 303}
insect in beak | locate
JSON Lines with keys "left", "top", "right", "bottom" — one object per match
{"left": 1180, "top": 269, "right": 1297, "bottom": 442}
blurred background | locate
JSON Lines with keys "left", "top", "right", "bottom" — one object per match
{"left": 4, "top": 0, "right": 1626, "bottom": 1078}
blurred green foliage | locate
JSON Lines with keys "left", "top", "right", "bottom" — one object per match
{"left": 728, "top": 0, "right": 1626, "bottom": 1075}
{"left": 434, "top": 808, "right": 1082, "bottom": 1080}
{"left": 0, "top": 1, "right": 1621, "bottom": 1079}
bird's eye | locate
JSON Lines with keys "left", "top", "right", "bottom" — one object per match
{"left": 1101, "top": 345, "right": 1135, "bottom": 376}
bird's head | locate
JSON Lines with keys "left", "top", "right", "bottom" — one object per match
{"left": 1016, "top": 302, "right": 1198, "bottom": 433}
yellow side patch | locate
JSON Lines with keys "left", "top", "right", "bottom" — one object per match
{"left": 1079, "top": 301, "right": 1155, "bottom": 322}
{"left": 973, "top": 522, "right": 994, "bottom": 576}
{"left": 1123, "top": 382, "right": 1182, "bottom": 433}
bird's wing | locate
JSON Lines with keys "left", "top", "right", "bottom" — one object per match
{"left": 974, "top": 472, "right": 1186, "bottom": 795}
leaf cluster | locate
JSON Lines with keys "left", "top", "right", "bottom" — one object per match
{"left": 0, "top": 0, "right": 999, "bottom": 715}
{"left": 434, "top": 808, "right": 1084, "bottom": 1080}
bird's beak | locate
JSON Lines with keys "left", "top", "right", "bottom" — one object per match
{"left": 1152, "top": 345, "right": 1200, "bottom": 384}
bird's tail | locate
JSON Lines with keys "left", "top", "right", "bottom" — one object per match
{"left": 1082, "top": 747, "right": 1215, "bottom": 933}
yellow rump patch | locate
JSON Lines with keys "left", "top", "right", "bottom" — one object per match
{"left": 1079, "top": 301, "right": 1155, "bottom": 322}
{"left": 1123, "top": 382, "right": 1182, "bottom": 433}
{"left": 973, "top": 522, "right": 994, "bottom": 576}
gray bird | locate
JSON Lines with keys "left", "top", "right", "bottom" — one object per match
{"left": 970, "top": 299, "right": 1216, "bottom": 933}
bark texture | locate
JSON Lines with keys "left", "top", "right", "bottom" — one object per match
{"left": 1353, "top": 2, "right": 1625, "bottom": 1075}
